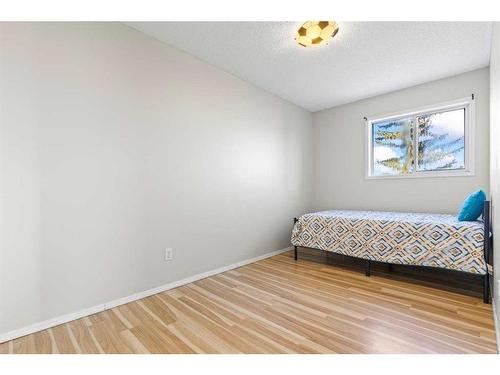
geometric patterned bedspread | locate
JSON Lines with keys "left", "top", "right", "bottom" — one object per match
{"left": 291, "top": 210, "right": 486, "bottom": 275}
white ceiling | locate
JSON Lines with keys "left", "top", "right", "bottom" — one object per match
{"left": 127, "top": 22, "right": 493, "bottom": 112}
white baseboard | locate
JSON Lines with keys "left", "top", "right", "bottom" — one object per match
{"left": 0, "top": 304, "right": 104, "bottom": 345}
{"left": 0, "top": 246, "right": 291, "bottom": 344}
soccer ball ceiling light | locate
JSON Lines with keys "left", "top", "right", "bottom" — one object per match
{"left": 295, "top": 21, "right": 339, "bottom": 48}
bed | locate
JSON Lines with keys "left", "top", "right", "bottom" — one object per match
{"left": 291, "top": 201, "right": 493, "bottom": 303}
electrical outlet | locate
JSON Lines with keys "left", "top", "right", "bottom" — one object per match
{"left": 165, "top": 248, "right": 173, "bottom": 261}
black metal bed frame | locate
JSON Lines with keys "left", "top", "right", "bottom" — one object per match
{"left": 293, "top": 200, "right": 494, "bottom": 304}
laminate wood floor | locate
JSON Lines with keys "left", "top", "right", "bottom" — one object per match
{"left": 0, "top": 249, "right": 497, "bottom": 354}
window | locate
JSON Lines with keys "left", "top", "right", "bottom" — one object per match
{"left": 366, "top": 96, "right": 475, "bottom": 179}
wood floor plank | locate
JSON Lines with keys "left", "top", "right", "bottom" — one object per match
{"left": 67, "top": 319, "right": 100, "bottom": 354}
{"left": 237, "top": 260, "right": 492, "bottom": 352}
{"left": 114, "top": 304, "right": 144, "bottom": 328}
{"left": 100, "top": 310, "right": 128, "bottom": 333}
{"left": 0, "top": 342, "right": 10, "bottom": 354}
{"left": 51, "top": 325, "right": 77, "bottom": 354}
{"left": 1, "top": 250, "right": 497, "bottom": 354}
{"left": 167, "top": 322, "right": 221, "bottom": 353}
{"left": 12, "top": 334, "right": 35, "bottom": 354}
{"left": 181, "top": 284, "right": 246, "bottom": 323}
{"left": 89, "top": 321, "right": 134, "bottom": 354}
{"left": 140, "top": 295, "right": 177, "bottom": 325}
{"left": 158, "top": 293, "right": 263, "bottom": 353}
{"left": 111, "top": 307, "right": 134, "bottom": 330}
{"left": 32, "top": 330, "right": 53, "bottom": 354}
{"left": 132, "top": 304, "right": 196, "bottom": 354}
{"left": 120, "top": 330, "right": 150, "bottom": 354}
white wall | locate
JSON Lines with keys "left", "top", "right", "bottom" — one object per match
{"left": 489, "top": 23, "right": 500, "bottom": 339}
{"left": 0, "top": 23, "right": 313, "bottom": 335}
{"left": 312, "top": 68, "right": 490, "bottom": 214}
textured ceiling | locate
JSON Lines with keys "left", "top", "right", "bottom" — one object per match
{"left": 127, "top": 22, "right": 493, "bottom": 112}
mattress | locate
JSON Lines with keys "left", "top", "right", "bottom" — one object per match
{"left": 291, "top": 210, "right": 486, "bottom": 275}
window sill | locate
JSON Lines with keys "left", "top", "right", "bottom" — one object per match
{"left": 365, "top": 170, "right": 475, "bottom": 180}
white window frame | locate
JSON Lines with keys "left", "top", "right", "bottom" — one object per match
{"left": 365, "top": 96, "right": 475, "bottom": 180}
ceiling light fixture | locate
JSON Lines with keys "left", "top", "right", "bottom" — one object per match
{"left": 295, "top": 21, "right": 339, "bottom": 48}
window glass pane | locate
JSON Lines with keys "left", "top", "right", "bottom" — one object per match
{"left": 372, "top": 117, "right": 414, "bottom": 176}
{"left": 416, "top": 108, "right": 465, "bottom": 171}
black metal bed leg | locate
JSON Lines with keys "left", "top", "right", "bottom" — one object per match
{"left": 365, "top": 260, "right": 371, "bottom": 277}
{"left": 483, "top": 274, "right": 490, "bottom": 304}
{"left": 293, "top": 217, "right": 299, "bottom": 261}
{"left": 482, "top": 201, "right": 492, "bottom": 304}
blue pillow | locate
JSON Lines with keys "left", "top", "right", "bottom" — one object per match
{"left": 458, "top": 190, "right": 486, "bottom": 221}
